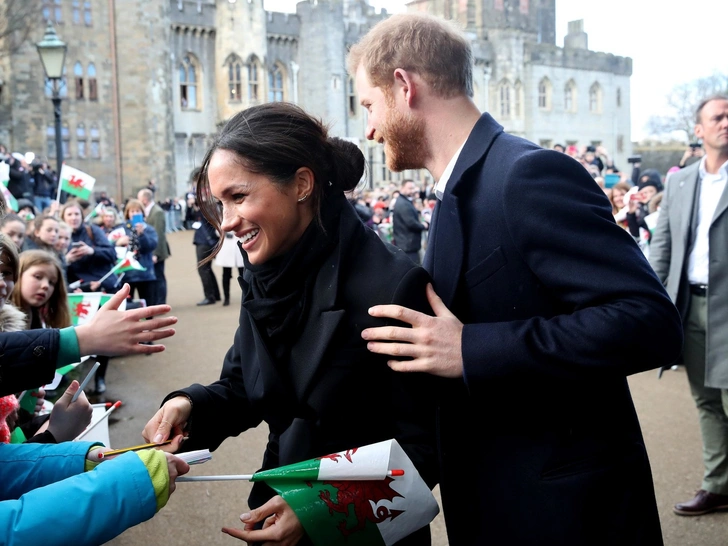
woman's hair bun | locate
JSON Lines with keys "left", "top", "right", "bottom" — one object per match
{"left": 327, "top": 137, "right": 365, "bottom": 193}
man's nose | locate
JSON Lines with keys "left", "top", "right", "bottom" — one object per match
{"left": 365, "top": 125, "right": 375, "bottom": 141}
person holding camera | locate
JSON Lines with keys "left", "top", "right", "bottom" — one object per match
{"left": 678, "top": 142, "right": 705, "bottom": 169}
{"left": 650, "top": 94, "right": 728, "bottom": 516}
{"left": 31, "top": 161, "right": 57, "bottom": 213}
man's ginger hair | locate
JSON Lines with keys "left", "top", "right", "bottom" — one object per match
{"left": 347, "top": 13, "right": 473, "bottom": 99}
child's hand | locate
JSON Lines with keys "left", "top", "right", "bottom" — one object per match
{"left": 32, "top": 388, "right": 46, "bottom": 415}
{"left": 46, "top": 380, "right": 93, "bottom": 442}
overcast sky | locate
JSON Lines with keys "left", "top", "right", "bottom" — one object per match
{"left": 264, "top": 0, "right": 727, "bottom": 141}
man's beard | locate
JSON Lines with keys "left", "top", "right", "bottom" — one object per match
{"left": 381, "top": 108, "right": 429, "bottom": 172}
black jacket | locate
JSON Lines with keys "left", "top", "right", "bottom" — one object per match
{"left": 169, "top": 200, "right": 438, "bottom": 545}
{"left": 7, "top": 160, "right": 33, "bottom": 199}
{"left": 0, "top": 329, "right": 60, "bottom": 396}
{"left": 425, "top": 114, "right": 681, "bottom": 545}
{"left": 392, "top": 196, "right": 425, "bottom": 253}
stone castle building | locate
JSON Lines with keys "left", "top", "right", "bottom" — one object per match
{"left": 0, "top": 0, "right": 631, "bottom": 200}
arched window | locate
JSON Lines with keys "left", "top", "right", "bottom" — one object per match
{"left": 589, "top": 82, "right": 602, "bottom": 113}
{"left": 84, "top": 1, "right": 92, "bottom": 25}
{"left": 268, "top": 65, "right": 284, "bottom": 102}
{"left": 348, "top": 77, "right": 357, "bottom": 117}
{"left": 616, "top": 87, "right": 622, "bottom": 108}
{"left": 514, "top": 80, "right": 523, "bottom": 118}
{"left": 74, "top": 62, "right": 84, "bottom": 100}
{"left": 226, "top": 55, "right": 243, "bottom": 102}
{"left": 77, "top": 124, "right": 87, "bottom": 158}
{"left": 248, "top": 57, "right": 261, "bottom": 103}
{"left": 564, "top": 80, "right": 577, "bottom": 113}
{"left": 498, "top": 79, "right": 511, "bottom": 119}
{"left": 90, "top": 125, "right": 101, "bottom": 159}
{"left": 87, "top": 63, "right": 97, "bottom": 101}
{"left": 43, "top": 0, "right": 62, "bottom": 23}
{"left": 538, "top": 77, "right": 551, "bottom": 110}
{"left": 179, "top": 54, "right": 200, "bottom": 110}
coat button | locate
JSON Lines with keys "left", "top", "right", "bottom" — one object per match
{"left": 33, "top": 346, "right": 45, "bottom": 357}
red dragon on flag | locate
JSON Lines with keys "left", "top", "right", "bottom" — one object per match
{"left": 73, "top": 301, "right": 91, "bottom": 319}
{"left": 67, "top": 175, "right": 85, "bottom": 190}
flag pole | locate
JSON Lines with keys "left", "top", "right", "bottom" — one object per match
{"left": 75, "top": 401, "right": 121, "bottom": 440}
{"left": 178, "top": 469, "right": 404, "bottom": 483}
{"left": 96, "top": 259, "right": 125, "bottom": 285}
{"left": 55, "top": 163, "right": 64, "bottom": 208}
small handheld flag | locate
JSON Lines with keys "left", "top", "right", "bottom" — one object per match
{"left": 59, "top": 164, "right": 96, "bottom": 200}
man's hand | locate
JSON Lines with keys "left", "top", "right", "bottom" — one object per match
{"left": 361, "top": 284, "right": 464, "bottom": 378}
{"left": 221, "top": 495, "right": 305, "bottom": 545}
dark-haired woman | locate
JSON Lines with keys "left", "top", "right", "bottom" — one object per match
{"left": 142, "top": 103, "right": 437, "bottom": 545}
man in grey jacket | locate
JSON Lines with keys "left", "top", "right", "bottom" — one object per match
{"left": 650, "top": 94, "right": 728, "bottom": 516}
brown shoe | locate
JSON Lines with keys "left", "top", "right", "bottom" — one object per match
{"left": 674, "top": 489, "right": 728, "bottom": 516}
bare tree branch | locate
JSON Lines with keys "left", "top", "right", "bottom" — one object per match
{"left": 0, "top": 0, "right": 43, "bottom": 58}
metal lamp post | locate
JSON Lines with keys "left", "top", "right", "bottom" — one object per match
{"left": 36, "top": 21, "right": 67, "bottom": 179}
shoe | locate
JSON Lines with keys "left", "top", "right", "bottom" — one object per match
{"left": 223, "top": 297, "right": 230, "bottom": 307}
{"left": 197, "top": 298, "right": 216, "bottom": 306}
{"left": 674, "top": 489, "right": 728, "bottom": 516}
{"left": 95, "top": 378, "right": 106, "bottom": 395}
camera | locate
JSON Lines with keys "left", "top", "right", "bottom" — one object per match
{"left": 627, "top": 155, "right": 642, "bottom": 164}
{"left": 586, "top": 145, "right": 596, "bottom": 153}
{"left": 689, "top": 142, "right": 702, "bottom": 149}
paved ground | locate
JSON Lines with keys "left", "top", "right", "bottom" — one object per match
{"left": 102, "top": 230, "right": 728, "bottom": 545}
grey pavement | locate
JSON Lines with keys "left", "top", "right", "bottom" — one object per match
{"left": 104, "top": 230, "right": 728, "bottom": 545}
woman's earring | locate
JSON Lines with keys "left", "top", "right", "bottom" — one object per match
{"left": 297, "top": 194, "right": 309, "bottom": 203}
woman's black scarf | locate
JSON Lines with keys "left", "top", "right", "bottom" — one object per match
{"left": 241, "top": 193, "right": 344, "bottom": 361}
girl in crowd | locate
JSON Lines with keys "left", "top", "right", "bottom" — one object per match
{"left": 55, "top": 221, "right": 72, "bottom": 256}
{"left": 143, "top": 103, "right": 437, "bottom": 545}
{"left": 115, "top": 199, "right": 157, "bottom": 303}
{"left": 610, "top": 181, "right": 631, "bottom": 229}
{"left": 11, "top": 250, "right": 71, "bottom": 330}
{"left": 0, "top": 214, "right": 26, "bottom": 251}
{"left": 23, "top": 215, "right": 60, "bottom": 254}
{"left": 213, "top": 231, "right": 244, "bottom": 306}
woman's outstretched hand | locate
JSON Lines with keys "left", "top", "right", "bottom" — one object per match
{"left": 141, "top": 396, "right": 191, "bottom": 449}
{"left": 221, "top": 495, "right": 305, "bottom": 545}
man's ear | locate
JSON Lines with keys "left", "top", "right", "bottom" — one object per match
{"left": 694, "top": 124, "right": 703, "bottom": 141}
{"left": 393, "top": 68, "right": 417, "bottom": 107}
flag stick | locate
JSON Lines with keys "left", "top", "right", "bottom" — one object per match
{"left": 96, "top": 260, "right": 124, "bottom": 285}
{"left": 55, "top": 163, "right": 64, "bottom": 207}
{"left": 75, "top": 400, "right": 121, "bottom": 440}
{"left": 71, "top": 361, "right": 100, "bottom": 403}
{"left": 177, "top": 469, "right": 405, "bottom": 483}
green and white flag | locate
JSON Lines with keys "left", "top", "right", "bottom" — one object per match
{"left": 0, "top": 163, "right": 18, "bottom": 211}
{"left": 255, "top": 440, "right": 439, "bottom": 546}
{"left": 115, "top": 252, "right": 146, "bottom": 273}
{"left": 68, "top": 292, "right": 126, "bottom": 326}
{"left": 60, "top": 164, "right": 96, "bottom": 200}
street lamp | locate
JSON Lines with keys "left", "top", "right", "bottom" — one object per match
{"left": 36, "top": 21, "right": 67, "bottom": 178}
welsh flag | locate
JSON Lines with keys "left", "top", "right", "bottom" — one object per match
{"left": 116, "top": 252, "right": 146, "bottom": 273}
{"left": 254, "top": 440, "right": 439, "bottom": 546}
{"left": 68, "top": 292, "right": 126, "bottom": 326}
{"left": 0, "top": 163, "right": 18, "bottom": 211}
{"left": 60, "top": 164, "right": 96, "bottom": 200}
{"left": 107, "top": 226, "right": 126, "bottom": 243}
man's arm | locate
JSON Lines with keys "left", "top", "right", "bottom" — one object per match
{"left": 648, "top": 178, "right": 674, "bottom": 284}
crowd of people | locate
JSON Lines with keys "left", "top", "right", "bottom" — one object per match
{"left": 0, "top": 10, "right": 726, "bottom": 546}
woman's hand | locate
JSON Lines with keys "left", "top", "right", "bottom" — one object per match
{"left": 135, "top": 223, "right": 146, "bottom": 236}
{"left": 116, "top": 235, "right": 130, "bottom": 246}
{"left": 65, "top": 247, "right": 85, "bottom": 264}
{"left": 75, "top": 283, "right": 177, "bottom": 357}
{"left": 46, "top": 380, "right": 93, "bottom": 442}
{"left": 221, "top": 496, "right": 305, "bottom": 545}
{"left": 142, "top": 396, "right": 192, "bottom": 446}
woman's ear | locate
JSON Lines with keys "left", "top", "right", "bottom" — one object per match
{"left": 294, "top": 167, "right": 315, "bottom": 202}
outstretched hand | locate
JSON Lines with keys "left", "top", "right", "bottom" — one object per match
{"left": 46, "top": 380, "right": 93, "bottom": 442}
{"left": 141, "top": 396, "right": 191, "bottom": 448}
{"left": 221, "top": 495, "right": 304, "bottom": 545}
{"left": 361, "top": 283, "right": 464, "bottom": 378}
{"left": 75, "top": 284, "right": 177, "bottom": 357}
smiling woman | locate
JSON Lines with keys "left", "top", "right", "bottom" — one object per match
{"left": 143, "top": 103, "right": 440, "bottom": 544}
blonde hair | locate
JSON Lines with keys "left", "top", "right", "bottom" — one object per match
{"left": 11, "top": 250, "right": 71, "bottom": 328}
{"left": 347, "top": 13, "right": 473, "bottom": 99}
{"left": 124, "top": 199, "right": 144, "bottom": 219}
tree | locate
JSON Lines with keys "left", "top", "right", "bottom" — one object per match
{"left": 0, "top": 0, "right": 43, "bottom": 58}
{"left": 646, "top": 72, "right": 728, "bottom": 141}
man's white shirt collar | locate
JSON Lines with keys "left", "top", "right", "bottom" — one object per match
{"left": 435, "top": 140, "right": 467, "bottom": 200}
{"left": 698, "top": 155, "right": 728, "bottom": 179}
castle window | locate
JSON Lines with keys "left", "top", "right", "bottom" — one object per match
{"left": 564, "top": 80, "right": 577, "bottom": 113}
{"left": 348, "top": 77, "right": 357, "bottom": 117}
{"left": 514, "top": 80, "right": 523, "bottom": 118}
{"left": 616, "top": 87, "right": 622, "bottom": 108}
{"left": 180, "top": 54, "right": 201, "bottom": 110}
{"left": 227, "top": 57, "right": 243, "bottom": 102}
{"left": 84, "top": 1, "right": 92, "bottom": 25}
{"left": 268, "top": 66, "right": 284, "bottom": 102}
{"left": 90, "top": 125, "right": 100, "bottom": 159}
{"left": 248, "top": 57, "right": 260, "bottom": 103}
{"left": 538, "top": 77, "right": 552, "bottom": 110}
{"left": 72, "top": 0, "right": 81, "bottom": 24}
{"left": 62, "top": 123, "right": 71, "bottom": 158}
{"left": 74, "top": 62, "right": 84, "bottom": 100}
{"left": 77, "top": 123, "right": 87, "bottom": 158}
{"left": 498, "top": 79, "right": 511, "bottom": 119}
{"left": 43, "top": 0, "right": 63, "bottom": 23}
{"left": 87, "top": 63, "right": 97, "bottom": 101}
{"left": 589, "top": 82, "right": 602, "bottom": 114}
